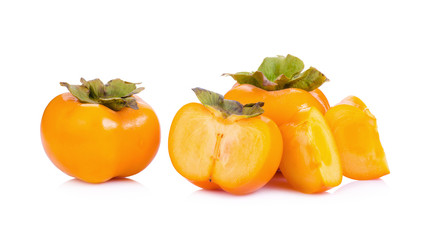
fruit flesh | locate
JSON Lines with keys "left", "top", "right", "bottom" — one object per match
{"left": 224, "top": 84, "right": 326, "bottom": 126}
{"left": 279, "top": 108, "right": 342, "bottom": 193}
{"left": 168, "top": 103, "right": 282, "bottom": 195}
{"left": 325, "top": 96, "right": 389, "bottom": 180}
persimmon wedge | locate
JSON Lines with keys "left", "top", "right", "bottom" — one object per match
{"left": 279, "top": 107, "right": 342, "bottom": 193}
{"left": 168, "top": 88, "right": 283, "bottom": 195}
{"left": 325, "top": 96, "right": 389, "bottom": 180}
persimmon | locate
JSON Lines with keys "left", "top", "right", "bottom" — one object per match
{"left": 223, "top": 55, "right": 339, "bottom": 193}
{"left": 224, "top": 54, "right": 330, "bottom": 126}
{"left": 168, "top": 88, "right": 283, "bottom": 195}
{"left": 325, "top": 96, "right": 389, "bottom": 180}
{"left": 279, "top": 107, "right": 342, "bottom": 193}
{"left": 310, "top": 88, "right": 330, "bottom": 113}
{"left": 41, "top": 78, "right": 160, "bottom": 183}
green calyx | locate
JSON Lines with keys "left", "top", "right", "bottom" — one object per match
{"left": 60, "top": 78, "right": 144, "bottom": 111}
{"left": 223, "top": 54, "right": 329, "bottom": 91}
{"left": 192, "top": 88, "right": 264, "bottom": 120}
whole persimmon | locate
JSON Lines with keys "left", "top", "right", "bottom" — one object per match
{"left": 224, "top": 54, "right": 330, "bottom": 126}
{"left": 41, "top": 78, "right": 160, "bottom": 183}
{"left": 325, "top": 96, "right": 389, "bottom": 180}
{"left": 168, "top": 88, "right": 283, "bottom": 195}
{"left": 223, "top": 55, "right": 340, "bottom": 193}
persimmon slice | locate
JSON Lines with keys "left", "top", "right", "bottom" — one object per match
{"left": 325, "top": 96, "right": 389, "bottom": 180}
{"left": 279, "top": 107, "right": 342, "bottom": 193}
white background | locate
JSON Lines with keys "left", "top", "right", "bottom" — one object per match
{"left": 1, "top": 0, "right": 443, "bottom": 239}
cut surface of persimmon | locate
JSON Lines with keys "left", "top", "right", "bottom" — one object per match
{"left": 279, "top": 107, "right": 342, "bottom": 193}
{"left": 168, "top": 88, "right": 283, "bottom": 195}
{"left": 325, "top": 96, "right": 389, "bottom": 180}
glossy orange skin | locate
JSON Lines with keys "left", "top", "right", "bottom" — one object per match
{"left": 325, "top": 96, "right": 389, "bottom": 180}
{"left": 168, "top": 103, "right": 283, "bottom": 195}
{"left": 309, "top": 88, "right": 330, "bottom": 113}
{"left": 41, "top": 93, "right": 160, "bottom": 183}
{"left": 225, "top": 84, "right": 327, "bottom": 126}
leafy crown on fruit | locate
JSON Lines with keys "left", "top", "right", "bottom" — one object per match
{"left": 223, "top": 54, "right": 329, "bottom": 91}
{"left": 60, "top": 78, "right": 144, "bottom": 111}
{"left": 192, "top": 87, "right": 265, "bottom": 120}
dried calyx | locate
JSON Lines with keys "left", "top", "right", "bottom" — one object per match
{"left": 223, "top": 54, "right": 329, "bottom": 91}
{"left": 192, "top": 88, "right": 264, "bottom": 120}
{"left": 60, "top": 78, "right": 144, "bottom": 111}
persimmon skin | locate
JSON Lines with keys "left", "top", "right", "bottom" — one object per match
{"left": 224, "top": 84, "right": 327, "bottom": 126}
{"left": 230, "top": 83, "right": 330, "bottom": 113}
{"left": 325, "top": 96, "right": 389, "bottom": 180}
{"left": 190, "top": 180, "right": 220, "bottom": 190}
{"left": 168, "top": 103, "right": 283, "bottom": 195}
{"left": 41, "top": 93, "right": 160, "bottom": 183}
{"left": 309, "top": 88, "right": 330, "bottom": 113}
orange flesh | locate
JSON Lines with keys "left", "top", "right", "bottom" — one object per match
{"left": 224, "top": 84, "right": 326, "bottom": 126}
{"left": 325, "top": 96, "right": 389, "bottom": 180}
{"left": 279, "top": 108, "right": 342, "bottom": 193}
{"left": 168, "top": 103, "right": 283, "bottom": 195}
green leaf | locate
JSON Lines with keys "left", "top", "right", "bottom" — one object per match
{"left": 97, "top": 97, "right": 139, "bottom": 111}
{"left": 124, "top": 97, "right": 139, "bottom": 110}
{"left": 104, "top": 79, "right": 139, "bottom": 98}
{"left": 97, "top": 97, "right": 127, "bottom": 111}
{"left": 82, "top": 78, "right": 105, "bottom": 99}
{"left": 285, "top": 67, "right": 329, "bottom": 91}
{"left": 192, "top": 87, "right": 224, "bottom": 107}
{"left": 192, "top": 88, "right": 264, "bottom": 119}
{"left": 257, "top": 54, "right": 304, "bottom": 82}
{"left": 222, "top": 71, "right": 278, "bottom": 91}
{"left": 242, "top": 102, "right": 265, "bottom": 117}
{"left": 60, "top": 78, "right": 144, "bottom": 111}
{"left": 222, "top": 99, "right": 244, "bottom": 115}
{"left": 223, "top": 54, "right": 329, "bottom": 91}
{"left": 60, "top": 82, "right": 95, "bottom": 103}
{"left": 124, "top": 87, "right": 145, "bottom": 97}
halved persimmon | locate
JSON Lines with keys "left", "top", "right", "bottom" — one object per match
{"left": 279, "top": 107, "right": 342, "bottom": 193}
{"left": 325, "top": 96, "right": 389, "bottom": 180}
{"left": 168, "top": 88, "right": 283, "bottom": 195}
